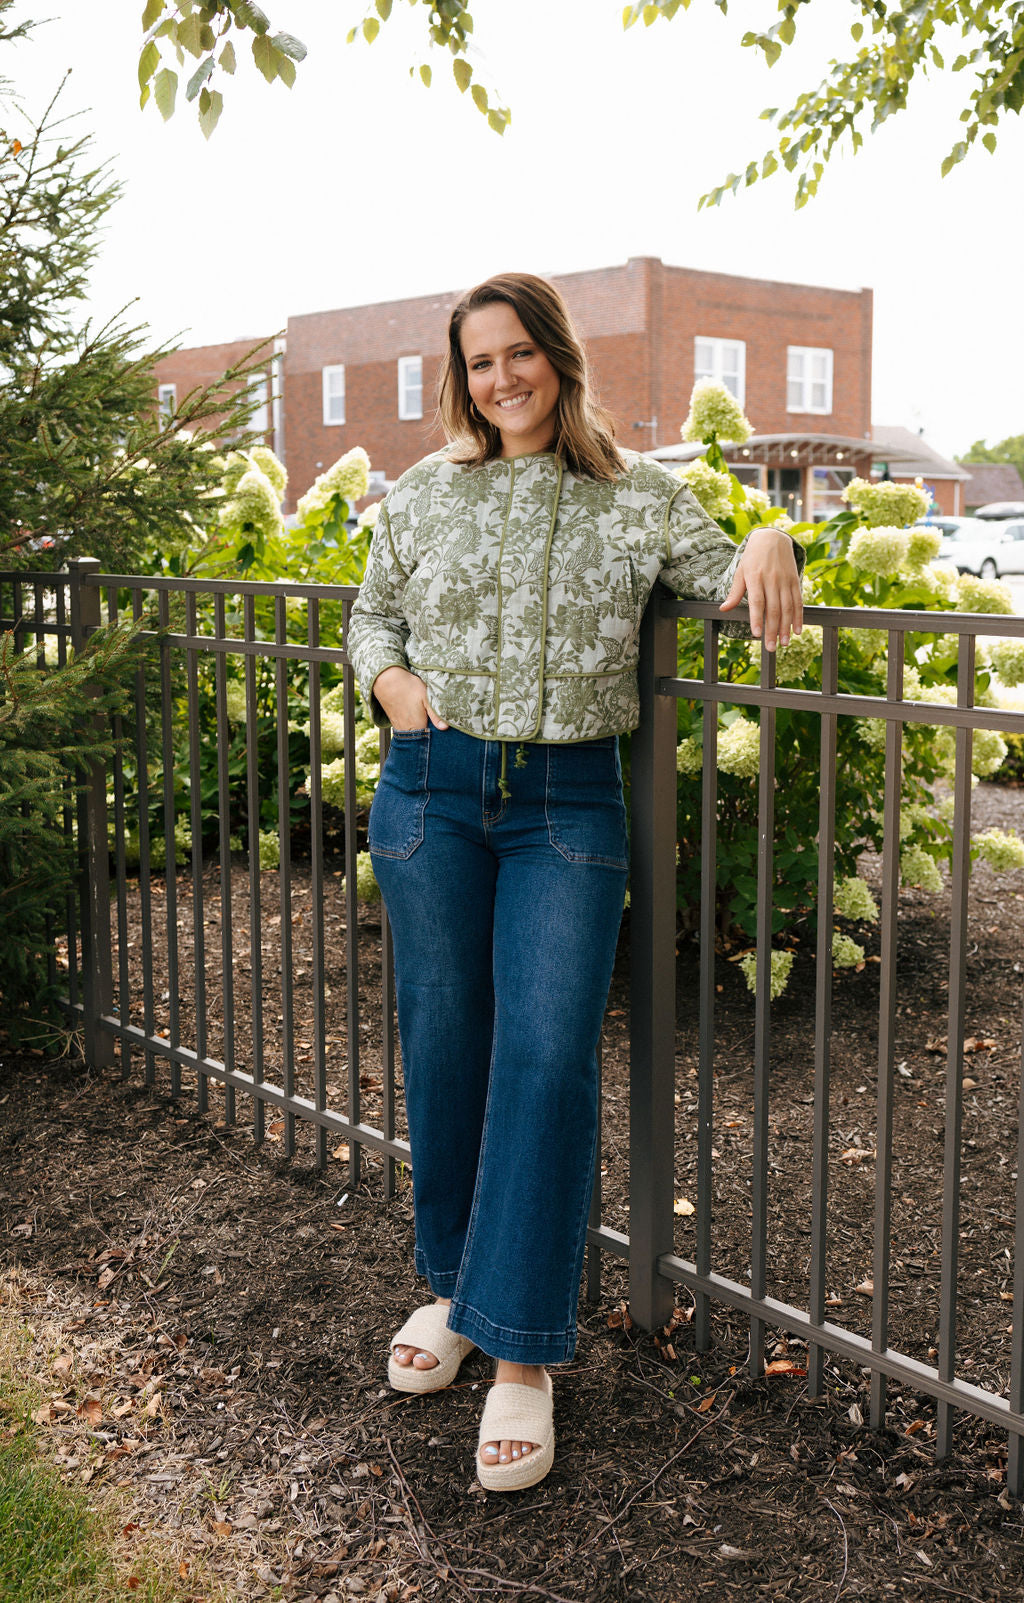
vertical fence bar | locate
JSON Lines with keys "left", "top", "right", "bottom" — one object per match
{"left": 342, "top": 601, "right": 363, "bottom": 1189}
{"left": 308, "top": 599, "right": 328, "bottom": 1171}
{"left": 57, "top": 580, "right": 80, "bottom": 1017}
{"left": 244, "top": 595, "right": 265, "bottom": 1140}
{"left": 131, "top": 586, "right": 156, "bottom": 1087}
{"left": 68, "top": 558, "right": 114, "bottom": 1070}
{"left": 628, "top": 590, "right": 678, "bottom": 1333}
{"left": 870, "top": 635, "right": 904, "bottom": 1428}
{"left": 157, "top": 590, "right": 181, "bottom": 1096}
{"left": 1008, "top": 997, "right": 1024, "bottom": 1496}
{"left": 695, "top": 618, "right": 721, "bottom": 1353}
{"left": 186, "top": 592, "right": 209, "bottom": 1113}
{"left": 107, "top": 585, "right": 132, "bottom": 1080}
{"left": 936, "top": 635, "right": 976, "bottom": 1458}
{"left": 214, "top": 594, "right": 236, "bottom": 1125}
{"left": 749, "top": 647, "right": 777, "bottom": 1377}
{"left": 275, "top": 595, "right": 296, "bottom": 1157}
{"left": 808, "top": 624, "right": 840, "bottom": 1397}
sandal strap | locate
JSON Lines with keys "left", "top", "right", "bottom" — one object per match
{"left": 391, "top": 1305, "right": 472, "bottom": 1362}
{"left": 478, "top": 1377, "right": 553, "bottom": 1446}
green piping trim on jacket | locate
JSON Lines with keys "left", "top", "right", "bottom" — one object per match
{"left": 543, "top": 665, "right": 632, "bottom": 681}
{"left": 408, "top": 662, "right": 497, "bottom": 677}
{"left": 491, "top": 459, "right": 516, "bottom": 735}
{"left": 523, "top": 457, "right": 564, "bottom": 742}
{"left": 663, "top": 483, "right": 689, "bottom": 566}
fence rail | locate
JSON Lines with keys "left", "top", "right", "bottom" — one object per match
{"left": 5, "top": 559, "right": 1024, "bottom": 1487}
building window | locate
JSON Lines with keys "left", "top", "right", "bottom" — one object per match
{"left": 694, "top": 337, "right": 745, "bottom": 405}
{"left": 787, "top": 347, "right": 833, "bottom": 414}
{"left": 248, "top": 372, "right": 270, "bottom": 437}
{"left": 322, "top": 364, "right": 345, "bottom": 426}
{"left": 157, "top": 383, "right": 176, "bottom": 420}
{"left": 398, "top": 355, "right": 423, "bottom": 420}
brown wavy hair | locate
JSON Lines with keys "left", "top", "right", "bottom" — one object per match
{"left": 437, "top": 272, "right": 626, "bottom": 481}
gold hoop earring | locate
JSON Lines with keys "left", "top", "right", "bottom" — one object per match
{"left": 470, "top": 402, "right": 485, "bottom": 423}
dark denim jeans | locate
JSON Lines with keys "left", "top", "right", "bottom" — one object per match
{"left": 368, "top": 726, "right": 628, "bottom": 1365}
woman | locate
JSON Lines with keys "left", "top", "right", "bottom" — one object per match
{"left": 347, "top": 272, "right": 801, "bottom": 1492}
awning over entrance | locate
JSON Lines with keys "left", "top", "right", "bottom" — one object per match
{"left": 647, "top": 434, "right": 902, "bottom": 522}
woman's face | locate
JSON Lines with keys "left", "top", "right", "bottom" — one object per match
{"left": 460, "top": 302, "right": 561, "bottom": 458}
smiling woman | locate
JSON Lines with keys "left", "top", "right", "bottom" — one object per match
{"left": 345, "top": 269, "right": 803, "bottom": 1496}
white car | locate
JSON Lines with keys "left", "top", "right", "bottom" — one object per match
{"left": 915, "top": 516, "right": 1024, "bottom": 580}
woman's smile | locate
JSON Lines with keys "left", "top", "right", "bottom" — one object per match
{"left": 460, "top": 302, "right": 561, "bottom": 457}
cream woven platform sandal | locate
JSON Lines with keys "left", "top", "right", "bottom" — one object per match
{"left": 476, "top": 1370, "right": 554, "bottom": 1492}
{"left": 387, "top": 1304, "right": 476, "bottom": 1394}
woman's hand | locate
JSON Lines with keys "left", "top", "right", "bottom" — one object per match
{"left": 372, "top": 666, "right": 449, "bottom": 731}
{"left": 720, "top": 526, "right": 803, "bottom": 651}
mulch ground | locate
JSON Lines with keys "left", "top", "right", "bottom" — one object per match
{"left": 2, "top": 780, "right": 1024, "bottom": 1601}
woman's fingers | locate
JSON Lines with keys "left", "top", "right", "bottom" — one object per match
{"left": 426, "top": 701, "right": 449, "bottom": 730}
{"left": 721, "top": 532, "right": 803, "bottom": 651}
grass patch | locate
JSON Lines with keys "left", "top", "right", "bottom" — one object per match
{"left": 0, "top": 1317, "right": 221, "bottom": 1602}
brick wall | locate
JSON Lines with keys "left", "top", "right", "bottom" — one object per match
{"left": 152, "top": 337, "right": 275, "bottom": 441}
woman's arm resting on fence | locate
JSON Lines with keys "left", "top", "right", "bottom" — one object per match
{"left": 720, "top": 526, "right": 803, "bottom": 652}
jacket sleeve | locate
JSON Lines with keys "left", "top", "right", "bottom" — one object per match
{"left": 347, "top": 503, "right": 412, "bottom": 726}
{"left": 658, "top": 481, "right": 803, "bottom": 616}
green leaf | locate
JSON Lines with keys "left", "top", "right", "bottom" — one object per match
{"left": 186, "top": 55, "right": 215, "bottom": 100}
{"left": 271, "top": 31, "right": 307, "bottom": 60}
{"left": 199, "top": 86, "right": 223, "bottom": 138}
{"left": 419, "top": 62, "right": 432, "bottom": 86}
{"left": 376, "top": 0, "right": 393, "bottom": 16}
{"left": 983, "top": 130, "right": 997, "bottom": 154}
{"left": 233, "top": 0, "right": 270, "bottom": 34}
{"left": 850, "top": 21, "right": 862, "bottom": 42}
{"left": 138, "top": 39, "right": 160, "bottom": 88}
{"left": 178, "top": 12, "right": 203, "bottom": 55}
{"left": 219, "top": 39, "right": 236, "bottom": 73}
{"left": 275, "top": 51, "right": 296, "bottom": 87}
{"left": 453, "top": 56, "right": 472, "bottom": 92}
{"left": 761, "top": 150, "right": 778, "bottom": 178}
{"left": 141, "top": 0, "right": 164, "bottom": 29}
{"left": 253, "top": 32, "right": 277, "bottom": 81}
{"left": 471, "top": 81, "right": 488, "bottom": 112}
{"left": 139, "top": 82, "right": 151, "bottom": 109}
{"left": 778, "top": 16, "right": 795, "bottom": 45}
{"left": 154, "top": 66, "right": 178, "bottom": 119}
{"left": 363, "top": 16, "right": 380, "bottom": 43}
{"left": 346, "top": 25, "right": 358, "bottom": 43}
{"left": 487, "top": 106, "right": 508, "bottom": 134}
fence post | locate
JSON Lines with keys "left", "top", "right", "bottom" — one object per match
{"left": 69, "top": 557, "right": 114, "bottom": 1069}
{"left": 628, "top": 588, "right": 679, "bottom": 1332}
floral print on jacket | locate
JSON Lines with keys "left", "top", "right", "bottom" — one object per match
{"left": 347, "top": 448, "right": 778, "bottom": 744}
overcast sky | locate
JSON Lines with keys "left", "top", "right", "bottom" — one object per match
{"left": 5, "top": 0, "right": 1021, "bottom": 459}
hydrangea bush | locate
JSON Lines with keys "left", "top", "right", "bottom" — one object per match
{"left": 668, "top": 383, "right": 1024, "bottom": 997}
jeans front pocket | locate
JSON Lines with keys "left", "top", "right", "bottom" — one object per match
{"left": 368, "top": 729, "right": 430, "bottom": 860}
{"left": 545, "top": 738, "right": 629, "bottom": 869}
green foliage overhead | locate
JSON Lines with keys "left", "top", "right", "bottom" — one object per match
{"left": 0, "top": 6, "right": 274, "bottom": 572}
{"left": 958, "top": 433, "right": 1024, "bottom": 483}
{"left": 136, "top": 2, "right": 1019, "bottom": 204}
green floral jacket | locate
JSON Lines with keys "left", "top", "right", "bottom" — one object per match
{"left": 348, "top": 448, "right": 774, "bottom": 743}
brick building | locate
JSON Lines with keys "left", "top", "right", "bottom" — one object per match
{"left": 153, "top": 256, "right": 884, "bottom": 517}
{"left": 151, "top": 336, "right": 280, "bottom": 444}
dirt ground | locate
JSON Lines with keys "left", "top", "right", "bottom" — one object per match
{"left": 3, "top": 781, "right": 1024, "bottom": 1601}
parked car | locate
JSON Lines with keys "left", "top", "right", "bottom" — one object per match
{"left": 914, "top": 516, "right": 1024, "bottom": 579}
{"left": 974, "top": 501, "right": 1024, "bottom": 521}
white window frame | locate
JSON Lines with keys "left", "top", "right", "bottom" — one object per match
{"left": 398, "top": 354, "right": 423, "bottom": 421}
{"left": 157, "top": 382, "right": 176, "bottom": 420}
{"left": 693, "top": 337, "right": 746, "bottom": 406}
{"left": 787, "top": 346, "right": 834, "bottom": 415}
{"left": 322, "top": 364, "right": 346, "bottom": 426}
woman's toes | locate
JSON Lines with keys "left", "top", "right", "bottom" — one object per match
{"left": 412, "top": 1349, "right": 438, "bottom": 1369}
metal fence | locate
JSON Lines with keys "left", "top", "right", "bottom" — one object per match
{"left": 5, "top": 557, "right": 1024, "bottom": 1486}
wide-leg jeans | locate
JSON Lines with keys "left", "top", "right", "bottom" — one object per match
{"left": 368, "top": 726, "right": 628, "bottom": 1365}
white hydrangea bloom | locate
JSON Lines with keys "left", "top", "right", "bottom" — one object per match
{"left": 855, "top": 717, "right": 888, "bottom": 752}
{"left": 923, "top": 562, "right": 958, "bottom": 601}
{"left": 743, "top": 486, "right": 771, "bottom": 519}
{"left": 841, "top": 478, "right": 929, "bottom": 529}
{"left": 258, "top": 831, "right": 281, "bottom": 870}
{"left": 905, "top": 528, "right": 943, "bottom": 568}
{"left": 220, "top": 467, "right": 283, "bottom": 544}
{"left": 834, "top": 875, "right": 878, "bottom": 923}
{"left": 971, "top": 728, "right": 1008, "bottom": 777}
{"left": 320, "top": 756, "right": 346, "bottom": 809}
{"left": 899, "top": 802, "right": 932, "bottom": 841}
{"left": 846, "top": 526, "right": 910, "bottom": 577}
{"left": 973, "top": 827, "right": 1024, "bottom": 872}
{"left": 675, "top": 458, "right": 733, "bottom": 519}
{"left": 717, "top": 718, "right": 761, "bottom": 778}
{"left": 297, "top": 447, "right": 373, "bottom": 523}
{"left": 357, "top": 499, "right": 382, "bottom": 531}
{"left": 249, "top": 445, "right": 288, "bottom": 499}
{"left": 680, "top": 380, "right": 753, "bottom": 444}
{"left": 355, "top": 726, "right": 381, "bottom": 766}
{"left": 752, "top": 625, "right": 823, "bottom": 684}
{"left": 832, "top": 932, "right": 865, "bottom": 968}
{"left": 842, "top": 627, "right": 887, "bottom": 664}
{"left": 956, "top": 573, "right": 1014, "bottom": 615}
{"left": 901, "top": 843, "right": 942, "bottom": 893}
{"left": 318, "top": 709, "right": 346, "bottom": 756}
{"left": 739, "top": 948, "right": 794, "bottom": 999}
{"left": 339, "top": 850, "right": 381, "bottom": 903}
{"left": 676, "top": 737, "right": 703, "bottom": 775}
{"left": 990, "top": 639, "right": 1024, "bottom": 687}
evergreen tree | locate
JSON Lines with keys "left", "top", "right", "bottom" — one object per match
{"left": 0, "top": 1, "right": 269, "bottom": 572}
